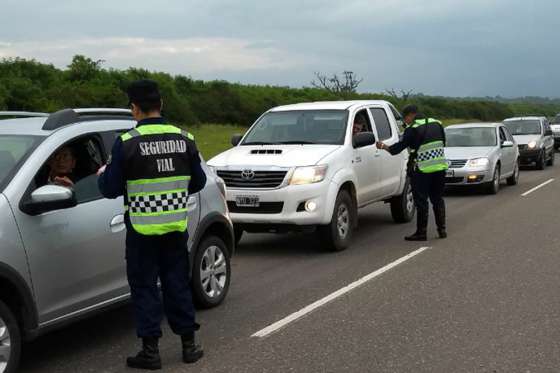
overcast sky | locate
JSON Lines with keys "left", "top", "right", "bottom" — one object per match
{"left": 1, "top": 0, "right": 558, "bottom": 97}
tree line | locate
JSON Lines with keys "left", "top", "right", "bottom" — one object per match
{"left": 1, "top": 55, "right": 558, "bottom": 126}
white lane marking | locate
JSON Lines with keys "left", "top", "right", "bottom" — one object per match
{"left": 251, "top": 246, "right": 431, "bottom": 338}
{"left": 521, "top": 178, "right": 555, "bottom": 197}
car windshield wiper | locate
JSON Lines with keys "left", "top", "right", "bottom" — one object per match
{"left": 242, "top": 141, "right": 276, "bottom": 145}
{"left": 277, "top": 141, "right": 317, "bottom": 145}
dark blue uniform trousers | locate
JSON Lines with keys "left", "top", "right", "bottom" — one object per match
{"left": 410, "top": 170, "right": 446, "bottom": 233}
{"left": 126, "top": 242, "right": 199, "bottom": 338}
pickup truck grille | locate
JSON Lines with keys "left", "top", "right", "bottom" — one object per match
{"left": 217, "top": 170, "right": 287, "bottom": 189}
{"left": 448, "top": 160, "right": 467, "bottom": 168}
{"left": 518, "top": 144, "right": 527, "bottom": 151}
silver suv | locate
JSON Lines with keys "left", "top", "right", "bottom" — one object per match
{"left": 0, "top": 109, "right": 234, "bottom": 373}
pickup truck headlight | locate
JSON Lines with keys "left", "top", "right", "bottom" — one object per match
{"left": 289, "top": 165, "right": 328, "bottom": 185}
{"left": 527, "top": 140, "right": 538, "bottom": 149}
{"left": 466, "top": 158, "right": 490, "bottom": 168}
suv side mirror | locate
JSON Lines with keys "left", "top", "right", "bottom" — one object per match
{"left": 22, "top": 185, "right": 77, "bottom": 215}
{"left": 545, "top": 129, "right": 553, "bottom": 136}
{"left": 353, "top": 132, "right": 376, "bottom": 148}
{"left": 501, "top": 140, "right": 514, "bottom": 148}
{"left": 231, "top": 134, "right": 243, "bottom": 147}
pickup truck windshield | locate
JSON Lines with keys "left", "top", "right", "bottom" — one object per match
{"left": 445, "top": 127, "right": 497, "bottom": 147}
{"left": 0, "top": 135, "right": 43, "bottom": 191}
{"left": 552, "top": 115, "right": 560, "bottom": 124}
{"left": 242, "top": 110, "right": 349, "bottom": 145}
{"left": 504, "top": 120, "right": 542, "bottom": 135}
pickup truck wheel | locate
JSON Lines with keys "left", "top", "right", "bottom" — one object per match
{"left": 547, "top": 150, "right": 555, "bottom": 166}
{"left": 233, "top": 226, "right": 244, "bottom": 246}
{"left": 318, "top": 190, "right": 354, "bottom": 252}
{"left": 536, "top": 151, "right": 546, "bottom": 170}
{"left": 0, "top": 299, "right": 20, "bottom": 373}
{"left": 390, "top": 178, "right": 415, "bottom": 223}
{"left": 192, "top": 236, "right": 231, "bottom": 309}
{"left": 506, "top": 161, "right": 520, "bottom": 186}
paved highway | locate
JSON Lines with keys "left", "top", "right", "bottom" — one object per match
{"left": 20, "top": 164, "right": 560, "bottom": 372}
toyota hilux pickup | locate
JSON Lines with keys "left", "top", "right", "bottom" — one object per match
{"left": 208, "top": 100, "right": 414, "bottom": 251}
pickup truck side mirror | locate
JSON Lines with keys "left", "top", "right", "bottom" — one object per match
{"left": 21, "top": 185, "right": 77, "bottom": 215}
{"left": 545, "top": 129, "right": 553, "bottom": 136}
{"left": 231, "top": 134, "right": 243, "bottom": 147}
{"left": 352, "top": 132, "right": 376, "bottom": 148}
{"left": 501, "top": 140, "right": 514, "bottom": 148}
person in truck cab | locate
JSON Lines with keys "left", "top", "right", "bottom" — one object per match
{"left": 376, "top": 105, "right": 448, "bottom": 241}
{"left": 352, "top": 114, "right": 367, "bottom": 135}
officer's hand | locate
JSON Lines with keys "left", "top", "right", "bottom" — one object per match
{"left": 96, "top": 164, "right": 107, "bottom": 176}
{"left": 376, "top": 141, "right": 385, "bottom": 150}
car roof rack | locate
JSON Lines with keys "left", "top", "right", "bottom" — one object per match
{"left": 42, "top": 108, "right": 133, "bottom": 131}
{"left": 0, "top": 111, "right": 49, "bottom": 120}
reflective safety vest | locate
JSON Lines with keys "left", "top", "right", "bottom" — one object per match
{"left": 120, "top": 124, "right": 196, "bottom": 236}
{"left": 411, "top": 118, "right": 449, "bottom": 174}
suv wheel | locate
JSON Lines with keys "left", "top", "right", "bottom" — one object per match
{"left": 547, "top": 150, "right": 555, "bottom": 166}
{"left": 486, "top": 165, "right": 501, "bottom": 195}
{"left": 507, "top": 160, "right": 520, "bottom": 186}
{"left": 536, "top": 151, "right": 546, "bottom": 170}
{"left": 192, "top": 236, "right": 231, "bottom": 309}
{"left": 390, "top": 177, "right": 415, "bottom": 223}
{"left": 318, "top": 190, "right": 354, "bottom": 252}
{"left": 0, "top": 300, "right": 20, "bottom": 373}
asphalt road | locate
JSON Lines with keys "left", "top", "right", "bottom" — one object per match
{"left": 20, "top": 163, "right": 560, "bottom": 373}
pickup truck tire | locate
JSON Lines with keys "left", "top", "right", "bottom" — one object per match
{"left": 318, "top": 190, "right": 354, "bottom": 252}
{"left": 390, "top": 178, "right": 415, "bottom": 223}
{"left": 0, "top": 299, "right": 20, "bottom": 373}
{"left": 536, "top": 151, "right": 546, "bottom": 170}
{"left": 547, "top": 150, "right": 555, "bottom": 166}
{"left": 192, "top": 235, "right": 231, "bottom": 309}
{"left": 233, "top": 225, "right": 244, "bottom": 247}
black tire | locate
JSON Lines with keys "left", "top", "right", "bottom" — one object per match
{"left": 547, "top": 149, "right": 555, "bottom": 166}
{"left": 536, "top": 151, "right": 546, "bottom": 170}
{"left": 390, "top": 177, "right": 415, "bottom": 223}
{"left": 317, "top": 190, "right": 355, "bottom": 252}
{"left": 191, "top": 236, "right": 231, "bottom": 309}
{"left": 0, "top": 299, "right": 21, "bottom": 373}
{"left": 485, "top": 165, "right": 501, "bottom": 195}
{"left": 233, "top": 225, "right": 244, "bottom": 247}
{"left": 507, "top": 160, "right": 520, "bottom": 186}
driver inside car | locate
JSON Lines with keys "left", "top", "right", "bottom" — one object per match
{"left": 352, "top": 115, "right": 367, "bottom": 135}
{"left": 46, "top": 146, "right": 77, "bottom": 187}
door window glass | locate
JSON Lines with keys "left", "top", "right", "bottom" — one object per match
{"left": 369, "top": 108, "right": 393, "bottom": 141}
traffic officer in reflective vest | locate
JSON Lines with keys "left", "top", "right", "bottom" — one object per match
{"left": 97, "top": 79, "right": 206, "bottom": 370}
{"left": 376, "top": 105, "right": 448, "bottom": 241}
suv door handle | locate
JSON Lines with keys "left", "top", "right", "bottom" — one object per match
{"left": 110, "top": 214, "right": 125, "bottom": 233}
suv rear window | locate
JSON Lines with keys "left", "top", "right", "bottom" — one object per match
{"left": 504, "top": 120, "right": 542, "bottom": 135}
{"left": 0, "top": 135, "right": 43, "bottom": 191}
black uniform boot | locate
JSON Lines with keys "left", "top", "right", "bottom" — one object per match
{"left": 126, "top": 337, "right": 162, "bottom": 370}
{"left": 434, "top": 204, "right": 447, "bottom": 239}
{"left": 406, "top": 208, "right": 428, "bottom": 241}
{"left": 405, "top": 231, "right": 428, "bottom": 241}
{"left": 182, "top": 334, "right": 204, "bottom": 364}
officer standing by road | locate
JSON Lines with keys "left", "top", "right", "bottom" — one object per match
{"left": 376, "top": 105, "right": 448, "bottom": 241}
{"left": 97, "top": 79, "right": 206, "bottom": 370}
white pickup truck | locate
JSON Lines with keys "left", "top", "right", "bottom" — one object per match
{"left": 208, "top": 100, "right": 414, "bottom": 251}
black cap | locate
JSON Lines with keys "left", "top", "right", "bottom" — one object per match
{"left": 127, "top": 79, "right": 161, "bottom": 105}
{"left": 402, "top": 104, "right": 418, "bottom": 117}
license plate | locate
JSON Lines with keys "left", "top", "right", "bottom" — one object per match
{"left": 446, "top": 170, "right": 455, "bottom": 177}
{"left": 235, "top": 195, "right": 260, "bottom": 207}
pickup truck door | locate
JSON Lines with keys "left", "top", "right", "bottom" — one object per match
{"left": 369, "top": 107, "right": 403, "bottom": 198}
{"left": 352, "top": 109, "right": 382, "bottom": 205}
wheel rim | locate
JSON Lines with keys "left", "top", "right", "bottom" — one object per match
{"left": 515, "top": 163, "right": 519, "bottom": 182}
{"left": 405, "top": 183, "right": 415, "bottom": 214}
{"left": 199, "top": 245, "right": 227, "bottom": 300}
{"left": 0, "top": 316, "right": 11, "bottom": 373}
{"left": 336, "top": 204, "right": 350, "bottom": 240}
{"left": 494, "top": 169, "right": 500, "bottom": 190}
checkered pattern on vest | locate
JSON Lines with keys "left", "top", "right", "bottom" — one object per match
{"left": 128, "top": 192, "right": 188, "bottom": 214}
{"left": 417, "top": 148, "right": 445, "bottom": 162}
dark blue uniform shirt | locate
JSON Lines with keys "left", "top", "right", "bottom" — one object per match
{"left": 98, "top": 117, "right": 207, "bottom": 249}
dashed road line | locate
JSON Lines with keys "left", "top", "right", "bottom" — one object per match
{"left": 521, "top": 178, "right": 555, "bottom": 197}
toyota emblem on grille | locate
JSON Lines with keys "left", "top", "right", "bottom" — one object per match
{"left": 241, "top": 169, "right": 255, "bottom": 180}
